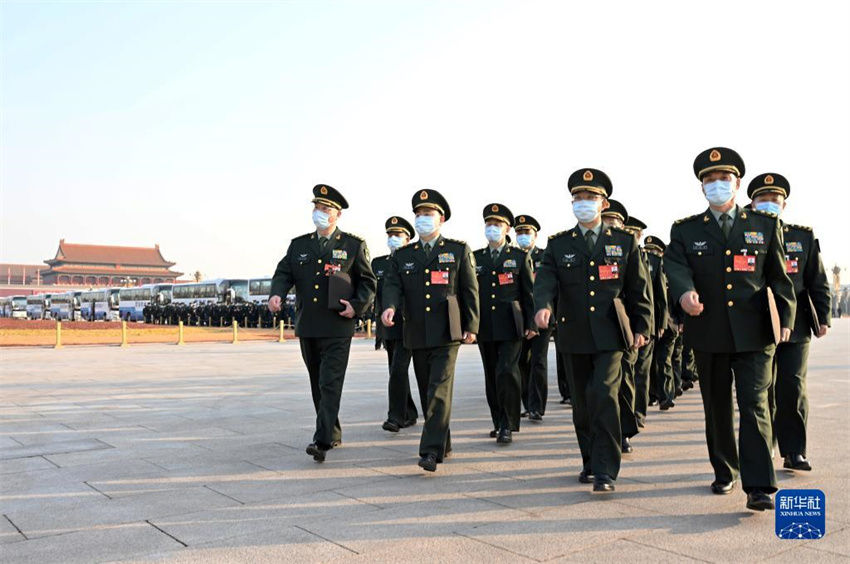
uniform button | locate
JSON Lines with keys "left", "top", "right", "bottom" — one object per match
{"left": 725, "top": 250, "right": 731, "bottom": 256}
{"left": 425, "top": 282, "right": 430, "bottom": 286}
{"left": 314, "top": 284, "right": 319, "bottom": 289}
{"left": 424, "top": 268, "right": 430, "bottom": 273}
{"left": 425, "top": 294, "right": 431, "bottom": 299}
{"left": 491, "top": 282, "right": 496, "bottom": 287}
{"left": 425, "top": 306, "right": 431, "bottom": 312}
{"left": 491, "top": 271, "right": 496, "bottom": 275}
{"left": 491, "top": 305, "right": 496, "bottom": 310}
{"left": 312, "top": 297, "right": 318, "bottom": 303}
{"left": 589, "top": 306, "right": 596, "bottom": 312}
{"left": 491, "top": 294, "right": 496, "bottom": 299}
{"left": 561, "top": 317, "right": 566, "bottom": 322}
{"left": 315, "top": 272, "right": 320, "bottom": 276}
{"left": 697, "top": 251, "right": 703, "bottom": 256}
{"left": 726, "top": 267, "right": 732, "bottom": 273}
{"left": 589, "top": 291, "right": 595, "bottom": 296}
{"left": 726, "top": 284, "right": 732, "bottom": 290}
{"left": 317, "top": 259, "right": 322, "bottom": 263}
{"left": 727, "top": 300, "right": 734, "bottom": 307}
{"left": 589, "top": 276, "right": 595, "bottom": 281}
{"left": 589, "top": 261, "right": 595, "bottom": 266}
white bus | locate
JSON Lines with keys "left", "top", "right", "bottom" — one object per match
{"left": 0, "top": 297, "right": 10, "bottom": 318}
{"left": 171, "top": 279, "right": 248, "bottom": 306}
{"left": 50, "top": 291, "right": 83, "bottom": 321}
{"left": 118, "top": 283, "right": 173, "bottom": 321}
{"left": 79, "top": 288, "right": 121, "bottom": 321}
{"left": 9, "top": 295, "right": 27, "bottom": 319}
{"left": 26, "top": 294, "right": 53, "bottom": 320}
{"left": 248, "top": 277, "right": 272, "bottom": 305}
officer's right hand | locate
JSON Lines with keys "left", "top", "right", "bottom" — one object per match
{"left": 381, "top": 307, "right": 395, "bottom": 327}
{"left": 679, "top": 291, "right": 704, "bottom": 316}
{"left": 268, "top": 295, "right": 282, "bottom": 313}
{"left": 534, "top": 308, "right": 551, "bottom": 329}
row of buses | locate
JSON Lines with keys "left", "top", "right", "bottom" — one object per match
{"left": 0, "top": 278, "right": 278, "bottom": 322}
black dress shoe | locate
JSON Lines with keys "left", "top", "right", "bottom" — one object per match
{"left": 489, "top": 429, "right": 498, "bottom": 438}
{"left": 529, "top": 411, "right": 542, "bottom": 421}
{"left": 520, "top": 411, "right": 529, "bottom": 418}
{"left": 648, "top": 398, "right": 658, "bottom": 406}
{"left": 659, "top": 400, "right": 675, "bottom": 411}
{"left": 578, "top": 470, "right": 594, "bottom": 484}
{"left": 682, "top": 380, "right": 694, "bottom": 391}
{"left": 746, "top": 490, "right": 774, "bottom": 511}
{"left": 418, "top": 453, "right": 438, "bottom": 472}
{"left": 710, "top": 479, "right": 736, "bottom": 495}
{"left": 402, "top": 418, "right": 417, "bottom": 428}
{"left": 330, "top": 440, "right": 342, "bottom": 448}
{"left": 382, "top": 420, "right": 400, "bottom": 433}
{"left": 784, "top": 454, "right": 812, "bottom": 471}
{"left": 621, "top": 437, "right": 633, "bottom": 454}
{"left": 636, "top": 418, "right": 645, "bottom": 428}
{"left": 593, "top": 474, "right": 615, "bottom": 492}
{"left": 306, "top": 443, "right": 327, "bottom": 462}
{"left": 675, "top": 387, "right": 684, "bottom": 397}
{"left": 496, "top": 428, "right": 513, "bottom": 444}
{"left": 560, "top": 398, "right": 572, "bottom": 406}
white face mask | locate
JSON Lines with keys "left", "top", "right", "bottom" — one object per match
{"left": 572, "top": 200, "right": 600, "bottom": 223}
{"left": 516, "top": 234, "right": 534, "bottom": 249}
{"left": 754, "top": 201, "right": 782, "bottom": 216}
{"left": 415, "top": 215, "right": 438, "bottom": 236}
{"left": 312, "top": 209, "right": 332, "bottom": 230}
{"left": 703, "top": 179, "right": 736, "bottom": 206}
{"left": 387, "top": 235, "right": 406, "bottom": 251}
{"left": 484, "top": 225, "right": 504, "bottom": 243}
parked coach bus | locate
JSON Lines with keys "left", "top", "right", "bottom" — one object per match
{"left": 26, "top": 294, "right": 53, "bottom": 320}
{"left": 79, "top": 289, "right": 121, "bottom": 321}
{"left": 9, "top": 296, "right": 27, "bottom": 319}
{"left": 50, "top": 291, "right": 83, "bottom": 321}
{"left": 118, "top": 283, "right": 173, "bottom": 322}
{"left": 170, "top": 279, "right": 248, "bottom": 306}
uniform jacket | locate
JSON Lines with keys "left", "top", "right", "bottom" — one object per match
{"left": 473, "top": 244, "right": 535, "bottom": 342}
{"left": 664, "top": 207, "right": 796, "bottom": 353}
{"left": 270, "top": 228, "right": 377, "bottom": 338}
{"left": 533, "top": 224, "right": 653, "bottom": 354}
{"left": 382, "top": 235, "right": 480, "bottom": 350}
{"left": 645, "top": 249, "right": 670, "bottom": 335}
{"left": 781, "top": 221, "right": 831, "bottom": 343}
{"left": 372, "top": 254, "right": 404, "bottom": 341}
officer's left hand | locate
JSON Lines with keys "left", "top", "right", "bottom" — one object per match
{"left": 780, "top": 327, "right": 791, "bottom": 343}
{"left": 816, "top": 324, "right": 828, "bottom": 338}
{"left": 524, "top": 329, "right": 538, "bottom": 340}
{"left": 633, "top": 334, "right": 648, "bottom": 349}
{"left": 462, "top": 331, "right": 477, "bottom": 344}
{"left": 338, "top": 299, "right": 355, "bottom": 318}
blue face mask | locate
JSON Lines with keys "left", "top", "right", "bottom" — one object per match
{"left": 703, "top": 180, "right": 736, "bottom": 206}
{"left": 312, "top": 209, "right": 331, "bottom": 230}
{"left": 516, "top": 234, "right": 534, "bottom": 249}
{"left": 572, "top": 200, "right": 600, "bottom": 223}
{"left": 754, "top": 201, "right": 782, "bottom": 216}
{"left": 484, "top": 225, "right": 504, "bottom": 243}
{"left": 415, "top": 214, "right": 438, "bottom": 237}
{"left": 387, "top": 235, "right": 406, "bottom": 251}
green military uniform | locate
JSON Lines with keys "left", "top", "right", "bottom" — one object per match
{"left": 664, "top": 149, "right": 796, "bottom": 502}
{"left": 746, "top": 173, "right": 831, "bottom": 469}
{"left": 475, "top": 204, "right": 536, "bottom": 439}
{"left": 643, "top": 236, "right": 679, "bottom": 409}
{"left": 534, "top": 169, "right": 653, "bottom": 488}
{"left": 382, "top": 189, "right": 480, "bottom": 469}
{"left": 372, "top": 215, "right": 420, "bottom": 431}
{"left": 270, "top": 184, "right": 377, "bottom": 458}
{"left": 635, "top": 231, "right": 669, "bottom": 424}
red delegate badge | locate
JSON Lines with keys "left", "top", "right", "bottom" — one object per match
{"left": 786, "top": 259, "right": 799, "bottom": 274}
{"left": 734, "top": 255, "right": 756, "bottom": 272}
{"left": 498, "top": 272, "right": 514, "bottom": 285}
{"left": 324, "top": 263, "right": 341, "bottom": 276}
{"left": 599, "top": 264, "right": 619, "bottom": 280}
{"left": 431, "top": 270, "right": 449, "bottom": 285}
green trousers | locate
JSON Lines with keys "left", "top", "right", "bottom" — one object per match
{"left": 412, "top": 344, "right": 460, "bottom": 461}
{"left": 770, "top": 341, "right": 811, "bottom": 457}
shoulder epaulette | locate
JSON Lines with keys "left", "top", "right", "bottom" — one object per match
{"left": 342, "top": 231, "right": 365, "bottom": 242}
{"left": 548, "top": 230, "right": 568, "bottom": 240}
{"left": 371, "top": 254, "right": 389, "bottom": 262}
{"left": 609, "top": 225, "right": 631, "bottom": 235}
{"left": 673, "top": 213, "right": 702, "bottom": 225}
{"left": 442, "top": 237, "right": 467, "bottom": 246}
{"left": 293, "top": 232, "right": 313, "bottom": 241}
{"left": 749, "top": 208, "right": 779, "bottom": 219}
{"left": 785, "top": 223, "right": 813, "bottom": 232}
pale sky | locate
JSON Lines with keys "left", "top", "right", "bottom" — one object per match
{"left": 2, "top": 0, "right": 848, "bottom": 280}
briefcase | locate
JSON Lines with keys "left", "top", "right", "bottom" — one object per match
{"left": 328, "top": 271, "right": 354, "bottom": 312}
{"left": 612, "top": 298, "right": 634, "bottom": 349}
{"left": 765, "top": 287, "right": 782, "bottom": 345}
{"left": 511, "top": 300, "right": 524, "bottom": 339}
{"left": 447, "top": 295, "right": 463, "bottom": 342}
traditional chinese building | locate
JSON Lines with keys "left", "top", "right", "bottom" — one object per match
{"left": 39, "top": 240, "right": 183, "bottom": 286}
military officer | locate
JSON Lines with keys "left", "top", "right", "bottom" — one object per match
{"left": 475, "top": 204, "right": 536, "bottom": 444}
{"left": 600, "top": 200, "right": 641, "bottom": 453}
{"left": 748, "top": 172, "right": 830, "bottom": 472}
{"left": 515, "top": 214, "right": 553, "bottom": 421}
{"left": 268, "top": 184, "right": 377, "bottom": 462}
{"left": 372, "top": 216, "right": 420, "bottom": 433}
{"left": 381, "top": 189, "right": 480, "bottom": 472}
{"left": 534, "top": 168, "right": 653, "bottom": 492}
{"left": 664, "top": 148, "right": 796, "bottom": 511}
{"left": 643, "top": 236, "right": 678, "bottom": 411}
{"left": 628, "top": 218, "right": 669, "bottom": 428}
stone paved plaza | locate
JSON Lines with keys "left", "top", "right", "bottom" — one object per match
{"left": 1, "top": 321, "right": 848, "bottom": 563}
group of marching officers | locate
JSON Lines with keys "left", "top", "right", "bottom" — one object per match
{"left": 267, "top": 146, "right": 831, "bottom": 512}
